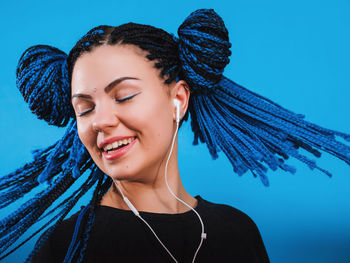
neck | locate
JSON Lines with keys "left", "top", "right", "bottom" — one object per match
{"left": 100, "top": 140, "right": 197, "bottom": 214}
{"left": 102, "top": 176, "right": 196, "bottom": 214}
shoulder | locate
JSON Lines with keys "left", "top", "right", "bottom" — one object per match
{"left": 31, "top": 208, "right": 83, "bottom": 263}
{"left": 47, "top": 208, "right": 82, "bottom": 243}
{"left": 197, "top": 196, "right": 270, "bottom": 262}
{"left": 198, "top": 196, "right": 257, "bottom": 227}
{"left": 197, "top": 196, "right": 265, "bottom": 246}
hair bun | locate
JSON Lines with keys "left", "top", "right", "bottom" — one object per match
{"left": 177, "top": 9, "right": 232, "bottom": 94}
{"left": 16, "top": 45, "right": 73, "bottom": 127}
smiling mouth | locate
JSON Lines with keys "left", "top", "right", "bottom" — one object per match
{"left": 102, "top": 137, "right": 137, "bottom": 154}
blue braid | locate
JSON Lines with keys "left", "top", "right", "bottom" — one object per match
{"left": 60, "top": 171, "right": 111, "bottom": 263}
{"left": 188, "top": 76, "right": 350, "bottom": 185}
{"left": 178, "top": 9, "right": 231, "bottom": 94}
{"left": 63, "top": 204, "right": 91, "bottom": 263}
{"left": 76, "top": 173, "right": 112, "bottom": 263}
{"left": 0, "top": 119, "right": 95, "bottom": 259}
{"left": 175, "top": 9, "right": 350, "bottom": 185}
{"left": 56, "top": 169, "right": 111, "bottom": 263}
{"left": 0, "top": 171, "right": 77, "bottom": 254}
{"left": 1, "top": 166, "right": 99, "bottom": 261}
{"left": 16, "top": 45, "right": 73, "bottom": 127}
{"left": 67, "top": 240, "right": 81, "bottom": 262}
{"left": 23, "top": 166, "right": 103, "bottom": 263}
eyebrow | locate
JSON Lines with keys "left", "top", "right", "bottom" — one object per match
{"left": 71, "top": 76, "right": 140, "bottom": 100}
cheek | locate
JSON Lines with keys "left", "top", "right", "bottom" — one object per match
{"left": 131, "top": 97, "right": 172, "bottom": 147}
{"left": 132, "top": 96, "right": 170, "bottom": 128}
{"left": 77, "top": 120, "right": 93, "bottom": 148}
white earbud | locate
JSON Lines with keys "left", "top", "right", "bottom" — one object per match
{"left": 173, "top": 99, "right": 181, "bottom": 123}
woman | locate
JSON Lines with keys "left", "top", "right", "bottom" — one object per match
{"left": 1, "top": 8, "right": 349, "bottom": 263}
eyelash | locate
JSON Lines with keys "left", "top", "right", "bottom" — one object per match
{"left": 77, "top": 94, "right": 136, "bottom": 117}
{"left": 115, "top": 94, "right": 136, "bottom": 103}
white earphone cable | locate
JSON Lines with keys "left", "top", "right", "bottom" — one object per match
{"left": 112, "top": 102, "right": 206, "bottom": 263}
{"left": 113, "top": 181, "right": 179, "bottom": 263}
{"left": 164, "top": 120, "right": 206, "bottom": 263}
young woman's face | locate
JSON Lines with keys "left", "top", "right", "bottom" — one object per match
{"left": 71, "top": 44, "right": 178, "bottom": 183}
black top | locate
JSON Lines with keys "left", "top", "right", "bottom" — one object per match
{"left": 32, "top": 196, "right": 269, "bottom": 263}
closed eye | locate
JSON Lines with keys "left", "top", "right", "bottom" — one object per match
{"left": 115, "top": 93, "right": 138, "bottom": 103}
{"left": 78, "top": 108, "right": 94, "bottom": 117}
{"left": 77, "top": 92, "right": 140, "bottom": 117}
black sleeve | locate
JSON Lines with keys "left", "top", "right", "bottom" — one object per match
{"left": 30, "top": 228, "right": 58, "bottom": 263}
{"left": 245, "top": 215, "right": 270, "bottom": 263}
{"left": 201, "top": 199, "right": 270, "bottom": 262}
{"left": 30, "top": 211, "right": 81, "bottom": 263}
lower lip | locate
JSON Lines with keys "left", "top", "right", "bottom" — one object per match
{"left": 102, "top": 138, "right": 137, "bottom": 160}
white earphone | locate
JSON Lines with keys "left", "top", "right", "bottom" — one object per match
{"left": 174, "top": 98, "right": 181, "bottom": 123}
{"left": 113, "top": 97, "right": 206, "bottom": 263}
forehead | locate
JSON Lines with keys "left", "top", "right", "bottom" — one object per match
{"left": 71, "top": 44, "right": 160, "bottom": 92}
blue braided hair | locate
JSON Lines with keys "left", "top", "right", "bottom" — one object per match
{"left": 0, "top": 8, "right": 349, "bottom": 262}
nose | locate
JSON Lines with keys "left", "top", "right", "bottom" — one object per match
{"left": 92, "top": 102, "right": 119, "bottom": 132}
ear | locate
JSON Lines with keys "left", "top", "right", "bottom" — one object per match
{"left": 171, "top": 80, "right": 190, "bottom": 122}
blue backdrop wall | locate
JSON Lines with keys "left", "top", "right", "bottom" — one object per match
{"left": 1, "top": 0, "right": 349, "bottom": 262}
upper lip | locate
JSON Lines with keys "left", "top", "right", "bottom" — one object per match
{"left": 98, "top": 136, "right": 136, "bottom": 150}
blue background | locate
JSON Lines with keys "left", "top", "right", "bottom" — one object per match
{"left": 1, "top": 0, "right": 349, "bottom": 262}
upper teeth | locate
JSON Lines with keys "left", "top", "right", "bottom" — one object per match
{"left": 103, "top": 138, "right": 134, "bottom": 152}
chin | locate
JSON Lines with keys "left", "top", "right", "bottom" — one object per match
{"left": 103, "top": 167, "right": 138, "bottom": 181}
